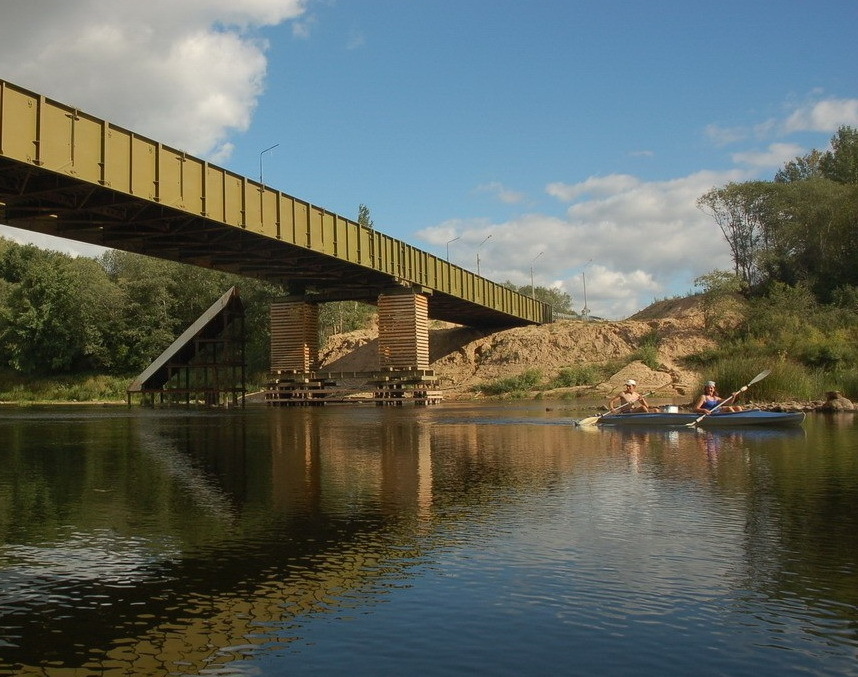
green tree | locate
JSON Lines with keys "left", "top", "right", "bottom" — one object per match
{"left": 358, "top": 203, "right": 374, "bottom": 229}
{"left": 102, "top": 250, "right": 286, "bottom": 374}
{"left": 759, "top": 179, "right": 858, "bottom": 299}
{"left": 697, "top": 181, "right": 775, "bottom": 287}
{"left": 100, "top": 251, "right": 183, "bottom": 371}
{"left": 0, "top": 245, "right": 119, "bottom": 373}
{"left": 693, "top": 270, "right": 746, "bottom": 330}
{"left": 819, "top": 125, "right": 858, "bottom": 185}
{"left": 318, "top": 300, "right": 376, "bottom": 344}
{"left": 502, "top": 281, "right": 574, "bottom": 315}
{"left": 775, "top": 149, "right": 823, "bottom": 183}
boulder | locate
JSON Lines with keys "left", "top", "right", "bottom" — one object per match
{"left": 819, "top": 391, "right": 855, "bottom": 412}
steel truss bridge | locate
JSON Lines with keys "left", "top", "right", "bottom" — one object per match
{"left": 0, "top": 78, "right": 551, "bottom": 328}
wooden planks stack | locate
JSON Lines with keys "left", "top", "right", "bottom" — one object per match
{"left": 377, "top": 292, "right": 429, "bottom": 370}
{"left": 371, "top": 369, "right": 442, "bottom": 405}
{"left": 270, "top": 301, "right": 320, "bottom": 372}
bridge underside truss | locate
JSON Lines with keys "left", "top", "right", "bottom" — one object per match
{"left": 0, "top": 78, "right": 551, "bottom": 328}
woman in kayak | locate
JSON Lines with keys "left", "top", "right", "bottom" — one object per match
{"left": 693, "top": 381, "right": 742, "bottom": 414}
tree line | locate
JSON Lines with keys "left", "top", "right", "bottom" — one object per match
{"left": 698, "top": 125, "right": 858, "bottom": 305}
{"left": 693, "top": 126, "right": 858, "bottom": 395}
{"left": 0, "top": 243, "right": 286, "bottom": 377}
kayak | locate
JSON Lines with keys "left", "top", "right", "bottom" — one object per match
{"left": 591, "top": 409, "right": 806, "bottom": 428}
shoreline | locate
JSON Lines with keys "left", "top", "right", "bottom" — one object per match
{"left": 0, "top": 395, "right": 852, "bottom": 414}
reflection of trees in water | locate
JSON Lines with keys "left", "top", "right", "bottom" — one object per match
{"left": 0, "top": 410, "right": 854, "bottom": 674}
{"left": 0, "top": 410, "right": 437, "bottom": 674}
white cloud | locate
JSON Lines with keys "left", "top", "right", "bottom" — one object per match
{"left": 546, "top": 174, "right": 640, "bottom": 202}
{"left": 476, "top": 182, "right": 526, "bottom": 205}
{"left": 0, "top": 0, "right": 306, "bottom": 158}
{"left": 418, "top": 94, "right": 856, "bottom": 319}
{"left": 0, "top": 225, "right": 110, "bottom": 260}
{"left": 704, "top": 124, "right": 748, "bottom": 146}
{"left": 783, "top": 98, "right": 858, "bottom": 133}
{"left": 419, "top": 170, "right": 748, "bottom": 319}
{"left": 732, "top": 143, "right": 805, "bottom": 169}
{"left": 706, "top": 96, "right": 858, "bottom": 150}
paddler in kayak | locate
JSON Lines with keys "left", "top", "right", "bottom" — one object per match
{"left": 608, "top": 379, "right": 650, "bottom": 413}
{"left": 693, "top": 380, "right": 743, "bottom": 414}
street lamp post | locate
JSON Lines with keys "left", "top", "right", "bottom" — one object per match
{"left": 530, "top": 251, "right": 543, "bottom": 299}
{"left": 476, "top": 234, "right": 492, "bottom": 276}
{"left": 581, "top": 259, "right": 592, "bottom": 320}
{"left": 446, "top": 236, "right": 460, "bottom": 262}
{"left": 259, "top": 144, "right": 280, "bottom": 184}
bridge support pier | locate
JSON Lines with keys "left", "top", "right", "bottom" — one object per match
{"left": 266, "top": 290, "right": 439, "bottom": 405}
{"left": 377, "top": 289, "right": 430, "bottom": 370}
{"left": 269, "top": 298, "right": 320, "bottom": 372}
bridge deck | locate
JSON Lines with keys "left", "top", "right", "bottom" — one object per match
{"left": 0, "top": 79, "right": 551, "bottom": 327}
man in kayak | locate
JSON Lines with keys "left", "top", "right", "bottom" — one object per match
{"left": 609, "top": 379, "right": 650, "bottom": 413}
{"left": 693, "top": 381, "right": 742, "bottom": 414}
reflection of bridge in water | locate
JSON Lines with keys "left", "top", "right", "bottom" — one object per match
{"left": 0, "top": 79, "right": 552, "bottom": 400}
{"left": 0, "top": 410, "right": 573, "bottom": 675}
{"left": 0, "top": 407, "right": 834, "bottom": 675}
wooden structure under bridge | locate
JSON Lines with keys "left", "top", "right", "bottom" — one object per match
{"left": 0, "top": 79, "right": 552, "bottom": 405}
{"left": 127, "top": 286, "right": 246, "bottom": 407}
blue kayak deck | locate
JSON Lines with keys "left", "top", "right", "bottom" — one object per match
{"left": 594, "top": 409, "right": 806, "bottom": 427}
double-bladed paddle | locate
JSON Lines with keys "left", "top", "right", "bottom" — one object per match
{"left": 686, "top": 369, "right": 771, "bottom": 428}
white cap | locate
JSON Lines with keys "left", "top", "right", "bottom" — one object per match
{"left": 625, "top": 379, "right": 636, "bottom": 386}
{"left": 705, "top": 380, "right": 716, "bottom": 387}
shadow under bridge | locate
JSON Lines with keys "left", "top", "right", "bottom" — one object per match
{"left": 0, "top": 78, "right": 551, "bottom": 329}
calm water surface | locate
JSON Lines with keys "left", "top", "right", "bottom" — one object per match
{"left": 0, "top": 403, "right": 856, "bottom": 676}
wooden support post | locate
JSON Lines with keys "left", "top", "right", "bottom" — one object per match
{"left": 377, "top": 291, "right": 429, "bottom": 370}
{"left": 270, "top": 299, "right": 320, "bottom": 372}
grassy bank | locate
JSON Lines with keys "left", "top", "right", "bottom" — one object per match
{"left": 0, "top": 370, "right": 131, "bottom": 404}
{"left": 0, "top": 369, "right": 275, "bottom": 404}
{"left": 471, "top": 358, "right": 858, "bottom": 403}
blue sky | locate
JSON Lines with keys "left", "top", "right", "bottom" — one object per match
{"left": 1, "top": 0, "right": 856, "bottom": 318}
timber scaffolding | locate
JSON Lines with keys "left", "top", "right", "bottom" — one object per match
{"left": 127, "top": 287, "right": 246, "bottom": 407}
{"left": 266, "top": 368, "right": 442, "bottom": 406}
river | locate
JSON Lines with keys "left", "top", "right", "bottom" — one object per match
{"left": 0, "top": 403, "right": 856, "bottom": 676}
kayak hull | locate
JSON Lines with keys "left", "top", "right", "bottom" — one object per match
{"left": 593, "top": 409, "right": 806, "bottom": 428}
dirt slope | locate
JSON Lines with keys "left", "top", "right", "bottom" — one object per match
{"left": 320, "top": 295, "right": 719, "bottom": 402}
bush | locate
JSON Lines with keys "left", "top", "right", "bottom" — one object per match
{"left": 629, "top": 330, "right": 662, "bottom": 370}
{"left": 630, "top": 343, "right": 660, "bottom": 370}
{"left": 698, "top": 357, "right": 830, "bottom": 402}
{"left": 474, "top": 369, "right": 543, "bottom": 396}
{"left": 548, "top": 366, "right": 602, "bottom": 388}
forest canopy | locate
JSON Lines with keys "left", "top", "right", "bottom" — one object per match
{"left": 0, "top": 245, "right": 285, "bottom": 376}
{"left": 697, "top": 125, "right": 858, "bottom": 304}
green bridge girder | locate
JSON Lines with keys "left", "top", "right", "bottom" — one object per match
{"left": 0, "top": 79, "right": 552, "bottom": 328}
